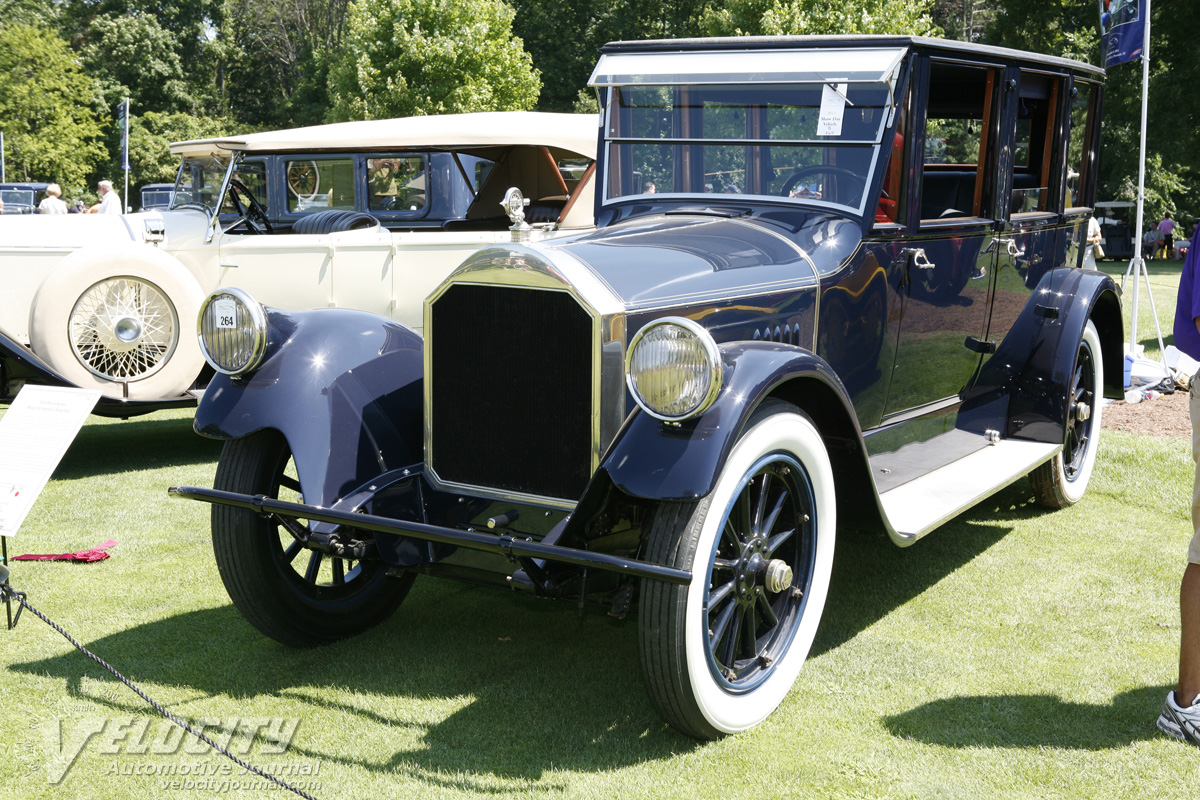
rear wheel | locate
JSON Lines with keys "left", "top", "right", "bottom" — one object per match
{"left": 212, "top": 430, "right": 412, "bottom": 647}
{"left": 639, "top": 401, "right": 836, "bottom": 739}
{"left": 1030, "top": 320, "right": 1103, "bottom": 507}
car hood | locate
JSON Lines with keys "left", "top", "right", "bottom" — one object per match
{"left": 541, "top": 212, "right": 860, "bottom": 311}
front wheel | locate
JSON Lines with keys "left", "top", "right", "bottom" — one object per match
{"left": 1030, "top": 320, "right": 1103, "bottom": 507}
{"left": 639, "top": 401, "right": 836, "bottom": 739}
{"left": 212, "top": 430, "right": 413, "bottom": 647}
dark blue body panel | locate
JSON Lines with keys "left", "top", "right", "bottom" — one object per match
{"left": 193, "top": 308, "right": 424, "bottom": 507}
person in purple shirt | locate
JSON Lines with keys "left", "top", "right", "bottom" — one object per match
{"left": 1162, "top": 224, "right": 1200, "bottom": 743}
{"left": 1159, "top": 212, "right": 1177, "bottom": 260}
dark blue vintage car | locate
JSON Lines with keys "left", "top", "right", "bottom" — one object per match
{"left": 172, "top": 36, "right": 1122, "bottom": 739}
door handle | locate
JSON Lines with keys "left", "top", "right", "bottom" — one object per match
{"left": 907, "top": 247, "right": 934, "bottom": 270}
{"left": 987, "top": 237, "right": 1025, "bottom": 258}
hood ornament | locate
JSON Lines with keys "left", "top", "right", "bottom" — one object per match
{"left": 501, "top": 187, "right": 531, "bottom": 243}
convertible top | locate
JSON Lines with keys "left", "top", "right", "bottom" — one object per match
{"left": 171, "top": 111, "right": 599, "bottom": 160}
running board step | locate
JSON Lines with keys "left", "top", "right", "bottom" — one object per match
{"left": 879, "top": 439, "right": 1060, "bottom": 542}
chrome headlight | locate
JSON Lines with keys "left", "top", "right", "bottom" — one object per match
{"left": 197, "top": 288, "right": 268, "bottom": 376}
{"left": 626, "top": 317, "right": 723, "bottom": 421}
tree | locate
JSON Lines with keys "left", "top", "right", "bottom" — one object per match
{"left": 511, "top": 0, "right": 711, "bottom": 112}
{"left": 79, "top": 12, "right": 191, "bottom": 114}
{"left": 220, "top": 0, "right": 351, "bottom": 128}
{"left": 325, "top": 0, "right": 541, "bottom": 121}
{"left": 701, "top": 0, "right": 937, "bottom": 37}
{"left": 128, "top": 110, "right": 231, "bottom": 190}
{"left": 0, "top": 22, "right": 106, "bottom": 193}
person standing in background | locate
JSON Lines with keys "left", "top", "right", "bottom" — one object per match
{"left": 37, "top": 183, "right": 68, "bottom": 214}
{"left": 1160, "top": 212, "right": 1177, "bottom": 261}
{"left": 1160, "top": 223, "right": 1200, "bottom": 745}
{"left": 88, "top": 180, "right": 122, "bottom": 214}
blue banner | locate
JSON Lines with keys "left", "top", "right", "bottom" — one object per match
{"left": 117, "top": 99, "right": 130, "bottom": 171}
{"left": 1100, "top": 0, "right": 1144, "bottom": 67}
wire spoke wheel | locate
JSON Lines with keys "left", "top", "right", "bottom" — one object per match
{"left": 1063, "top": 347, "right": 1096, "bottom": 480}
{"left": 69, "top": 276, "right": 178, "bottom": 380}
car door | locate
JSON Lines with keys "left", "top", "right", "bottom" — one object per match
{"left": 880, "top": 58, "right": 1001, "bottom": 419}
{"left": 984, "top": 71, "right": 1098, "bottom": 351}
{"left": 217, "top": 157, "right": 348, "bottom": 312}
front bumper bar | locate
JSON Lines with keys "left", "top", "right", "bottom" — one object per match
{"left": 169, "top": 485, "right": 693, "bottom": 586}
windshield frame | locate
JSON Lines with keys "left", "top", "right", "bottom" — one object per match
{"left": 599, "top": 81, "right": 894, "bottom": 217}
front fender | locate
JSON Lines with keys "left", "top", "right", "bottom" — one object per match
{"left": 195, "top": 308, "right": 424, "bottom": 507}
{"left": 599, "top": 341, "right": 863, "bottom": 502}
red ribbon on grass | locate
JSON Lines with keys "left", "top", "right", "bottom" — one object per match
{"left": 12, "top": 540, "right": 117, "bottom": 563}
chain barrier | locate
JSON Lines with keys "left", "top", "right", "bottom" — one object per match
{"left": 0, "top": 563, "right": 320, "bottom": 800}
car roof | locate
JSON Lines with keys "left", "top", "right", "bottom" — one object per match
{"left": 170, "top": 111, "right": 599, "bottom": 160}
{"left": 0, "top": 182, "right": 50, "bottom": 191}
{"left": 595, "top": 35, "right": 1104, "bottom": 79}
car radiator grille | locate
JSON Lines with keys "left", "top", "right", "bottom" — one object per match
{"left": 430, "top": 283, "right": 594, "bottom": 501}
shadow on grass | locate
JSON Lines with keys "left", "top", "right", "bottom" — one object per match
{"left": 884, "top": 685, "right": 1170, "bottom": 749}
{"left": 55, "top": 414, "right": 221, "bottom": 478}
{"left": 9, "top": 478, "right": 1072, "bottom": 782}
{"left": 9, "top": 582, "right": 694, "bottom": 784}
{"left": 813, "top": 479, "right": 1046, "bottom": 657}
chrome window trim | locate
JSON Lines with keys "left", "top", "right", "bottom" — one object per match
{"left": 205, "top": 153, "right": 242, "bottom": 244}
{"left": 422, "top": 244, "right": 626, "bottom": 508}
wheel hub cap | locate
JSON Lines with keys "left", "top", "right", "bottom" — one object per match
{"left": 113, "top": 316, "right": 143, "bottom": 345}
{"left": 1075, "top": 401, "right": 1091, "bottom": 423}
{"left": 733, "top": 538, "right": 794, "bottom": 601}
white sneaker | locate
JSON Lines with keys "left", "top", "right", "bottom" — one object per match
{"left": 1157, "top": 691, "right": 1200, "bottom": 745}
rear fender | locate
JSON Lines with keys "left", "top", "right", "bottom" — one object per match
{"left": 195, "top": 308, "right": 424, "bottom": 507}
{"left": 982, "top": 268, "right": 1122, "bottom": 443}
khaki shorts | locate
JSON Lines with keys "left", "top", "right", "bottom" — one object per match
{"left": 1190, "top": 379, "right": 1200, "bottom": 563}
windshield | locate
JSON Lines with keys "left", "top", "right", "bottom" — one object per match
{"left": 172, "top": 155, "right": 230, "bottom": 212}
{"left": 602, "top": 82, "right": 892, "bottom": 215}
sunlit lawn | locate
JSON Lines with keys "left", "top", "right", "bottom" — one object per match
{"left": 0, "top": 398, "right": 1197, "bottom": 799}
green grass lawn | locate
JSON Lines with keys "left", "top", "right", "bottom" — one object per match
{"left": 1, "top": 401, "right": 1198, "bottom": 799}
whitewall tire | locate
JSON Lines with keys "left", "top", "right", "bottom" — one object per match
{"left": 1030, "top": 320, "right": 1103, "bottom": 507}
{"left": 639, "top": 400, "right": 836, "bottom": 739}
{"left": 29, "top": 246, "right": 205, "bottom": 401}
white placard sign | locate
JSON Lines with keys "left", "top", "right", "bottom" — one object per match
{"left": 213, "top": 297, "right": 238, "bottom": 329}
{"left": 0, "top": 386, "right": 101, "bottom": 536}
{"left": 818, "top": 83, "right": 848, "bottom": 137}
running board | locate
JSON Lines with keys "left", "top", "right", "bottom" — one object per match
{"left": 879, "top": 439, "right": 1060, "bottom": 543}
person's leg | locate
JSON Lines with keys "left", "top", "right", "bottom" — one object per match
{"left": 1160, "top": 378, "right": 1200, "bottom": 743}
{"left": 1180, "top": 562, "right": 1200, "bottom": 705}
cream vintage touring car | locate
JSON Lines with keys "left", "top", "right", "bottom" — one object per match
{"left": 0, "top": 111, "right": 597, "bottom": 414}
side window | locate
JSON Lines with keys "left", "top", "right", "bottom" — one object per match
{"left": 221, "top": 159, "right": 268, "bottom": 214}
{"left": 285, "top": 158, "right": 355, "bottom": 213}
{"left": 874, "top": 94, "right": 908, "bottom": 225}
{"left": 920, "top": 62, "right": 996, "bottom": 222}
{"left": 558, "top": 158, "right": 591, "bottom": 193}
{"left": 367, "top": 157, "right": 427, "bottom": 213}
{"left": 1011, "top": 71, "right": 1063, "bottom": 215}
{"left": 1065, "top": 81, "right": 1097, "bottom": 211}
